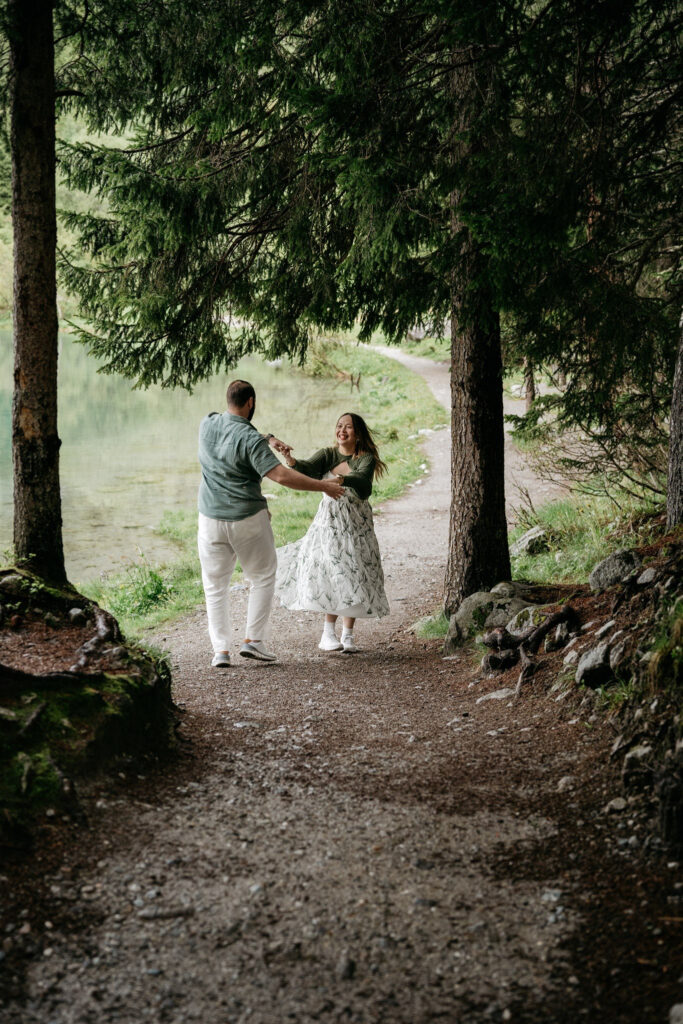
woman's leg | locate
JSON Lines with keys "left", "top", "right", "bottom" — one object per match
{"left": 341, "top": 617, "right": 358, "bottom": 652}
{"left": 320, "top": 613, "right": 342, "bottom": 650}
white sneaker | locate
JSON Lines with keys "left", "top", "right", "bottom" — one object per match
{"left": 239, "top": 640, "right": 277, "bottom": 662}
{"left": 341, "top": 634, "right": 359, "bottom": 653}
{"left": 211, "top": 652, "right": 231, "bottom": 668}
{"left": 319, "top": 632, "right": 343, "bottom": 652}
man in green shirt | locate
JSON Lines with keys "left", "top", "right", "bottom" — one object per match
{"left": 198, "top": 379, "right": 344, "bottom": 666}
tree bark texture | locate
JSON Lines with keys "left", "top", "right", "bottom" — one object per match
{"left": 9, "top": 0, "right": 65, "bottom": 582}
{"left": 667, "top": 323, "right": 683, "bottom": 528}
{"left": 444, "top": 261, "right": 511, "bottom": 616}
{"left": 444, "top": 50, "right": 510, "bottom": 616}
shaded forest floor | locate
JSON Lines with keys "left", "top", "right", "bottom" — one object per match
{"left": 1, "top": 354, "right": 681, "bottom": 1023}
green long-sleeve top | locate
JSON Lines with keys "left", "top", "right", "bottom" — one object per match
{"left": 292, "top": 447, "right": 376, "bottom": 500}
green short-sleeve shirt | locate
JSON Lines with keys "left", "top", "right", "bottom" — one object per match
{"left": 198, "top": 412, "right": 280, "bottom": 521}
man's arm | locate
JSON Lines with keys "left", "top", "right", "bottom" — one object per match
{"left": 264, "top": 434, "right": 293, "bottom": 459}
{"left": 265, "top": 463, "right": 344, "bottom": 499}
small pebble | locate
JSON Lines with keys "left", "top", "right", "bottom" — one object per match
{"left": 336, "top": 955, "right": 356, "bottom": 980}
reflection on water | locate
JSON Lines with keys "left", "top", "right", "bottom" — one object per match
{"left": 0, "top": 332, "right": 345, "bottom": 582}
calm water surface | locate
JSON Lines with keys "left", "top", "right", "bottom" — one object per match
{"left": 0, "top": 332, "right": 346, "bottom": 582}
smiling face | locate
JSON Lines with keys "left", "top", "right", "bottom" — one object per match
{"left": 335, "top": 414, "right": 357, "bottom": 454}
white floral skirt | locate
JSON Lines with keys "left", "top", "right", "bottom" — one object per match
{"left": 276, "top": 489, "right": 390, "bottom": 618}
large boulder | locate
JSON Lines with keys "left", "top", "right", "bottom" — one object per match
{"left": 481, "top": 607, "right": 512, "bottom": 630}
{"left": 588, "top": 549, "right": 642, "bottom": 592}
{"left": 453, "top": 592, "right": 496, "bottom": 636}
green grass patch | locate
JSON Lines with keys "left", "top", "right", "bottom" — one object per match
{"left": 399, "top": 334, "right": 451, "bottom": 362}
{"left": 322, "top": 323, "right": 451, "bottom": 363}
{"left": 85, "top": 341, "right": 446, "bottom": 638}
{"left": 413, "top": 610, "right": 449, "bottom": 639}
{"left": 509, "top": 493, "right": 662, "bottom": 585}
{"left": 591, "top": 676, "right": 640, "bottom": 711}
{"left": 82, "top": 548, "right": 206, "bottom": 639}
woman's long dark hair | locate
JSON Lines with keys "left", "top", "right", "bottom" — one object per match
{"left": 337, "top": 413, "right": 387, "bottom": 478}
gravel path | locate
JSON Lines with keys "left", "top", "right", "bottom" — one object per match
{"left": 2, "top": 355, "right": 679, "bottom": 1024}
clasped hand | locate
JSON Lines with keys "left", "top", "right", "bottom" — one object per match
{"left": 268, "top": 435, "right": 345, "bottom": 500}
{"left": 267, "top": 435, "right": 295, "bottom": 463}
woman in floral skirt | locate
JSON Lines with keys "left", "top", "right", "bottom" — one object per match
{"left": 275, "top": 413, "right": 389, "bottom": 652}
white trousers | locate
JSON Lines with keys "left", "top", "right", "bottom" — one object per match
{"left": 197, "top": 509, "right": 278, "bottom": 653}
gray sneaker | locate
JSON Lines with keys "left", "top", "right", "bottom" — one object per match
{"left": 211, "top": 652, "right": 231, "bottom": 668}
{"left": 239, "top": 640, "right": 277, "bottom": 662}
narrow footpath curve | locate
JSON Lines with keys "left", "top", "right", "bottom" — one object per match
{"left": 3, "top": 355, "right": 678, "bottom": 1024}
{"left": 371, "top": 344, "right": 568, "bottom": 518}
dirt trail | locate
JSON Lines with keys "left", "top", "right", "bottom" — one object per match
{"left": 2, "top": 356, "right": 679, "bottom": 1024}
{"left": 371, "top": 345, "right": 567, "bottom": 520}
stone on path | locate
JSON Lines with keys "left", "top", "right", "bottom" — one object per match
{"left": 476, "top": 688, "right": 516, "bottom": 704}
{"left": 604, "top": 797, "right": 627, "bottom": 814}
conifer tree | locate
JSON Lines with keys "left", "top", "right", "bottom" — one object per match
{"left": 61, "top": 0, "right": 681, "bottom": 603}
{"left": 2, "top": 0, "right": 173, "bottom": 581}
{"left": 62, "top": 1, "right": 515, "bottom": 610}
{"left": 499, "top": 0, "right": 681, "bottom": 502}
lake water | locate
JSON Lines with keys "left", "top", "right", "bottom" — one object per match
{"left": 0, "top": 332, "right": 347, "bottom": 583}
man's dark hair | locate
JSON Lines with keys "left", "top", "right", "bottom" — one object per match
{"left": 226, "top": 379, "right": 255, "bottom": 408}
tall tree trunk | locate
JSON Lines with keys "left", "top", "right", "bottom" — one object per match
{"left": 524, "top": 357, "right": 536, "bottom": 413}
{"left": 9, "top": 0, "right": 65, "bottom": 582}
{"left": 444, "top": 242, "right": 510, "bottom": 616}
{"left": 667, "top": 323, "right": 683, "bottom": 528}
{"left": 444, "top": 44, "right": 510, "bottom": 616}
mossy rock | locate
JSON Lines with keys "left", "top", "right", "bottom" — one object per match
{"left": 455, "top": 592, "right": 496, "bottom": 634}
{"left": 506, "top": 605, "right": 555, "bottom": 637}
{"left": 0, "top": 568, "right": 176, "bottom": 848}
{"left": 0, "top": 567, "right": 83, "bottom": 613}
